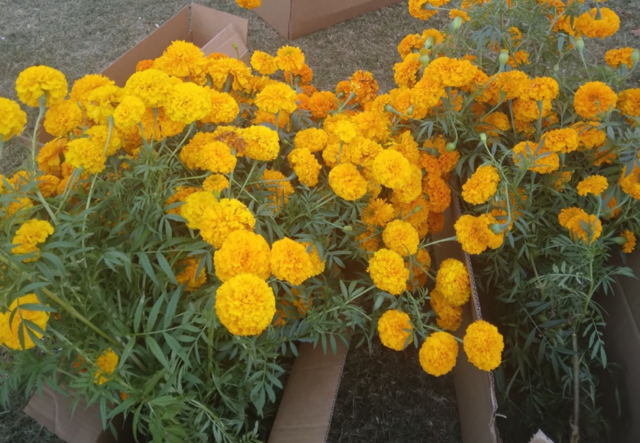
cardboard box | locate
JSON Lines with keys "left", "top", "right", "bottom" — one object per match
{"left": 254, "top": 0, "right": 403, "bottom": 40}
{"left": 267, "top": 196, "right": 500, "bottom": 443}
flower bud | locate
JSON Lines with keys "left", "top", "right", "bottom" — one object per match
{"left": 384, "top": 104, "right": 395, "bottom": 113}
{"left": 424, "top": 36, "right": 435, "bottom": 50}
{"left": 451, "top": 16, "right": 463, "bottom": 32}
{"left": 499, "top": 49, "right": 509, "bottom": 70}
{"left": 490, "top": 224, "right": 504, "bottom": 235}
{"left": 553, "top": 64, "right": 560, "bottom": 74}
{"left": 343, "top": 225, "right": 353, "bottom": 232}
{"left": 445, "top": 142, "right": 457, "bottom": 152}
{"left": 575, "top": 37, "right": 585, "bottom": 55}
{"left": 406, "top": 105, "right": 414, "bottom": 116}
{"left": 632, "top": 49, "right": 640, "bottom": 65}
{"left": 613, "top": 236, "right": 628, "bottom": 245}
{"left": 480, "top": 133, "right": 487, "bottom": 144}
{"left": 420, "top": 52, "right": 431, "bottom": 68}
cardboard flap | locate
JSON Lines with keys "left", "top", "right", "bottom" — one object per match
{"left": 432, "top": 197, "right": 500, "bottom": 443}
{"left": 254, "top": 0, "right": 293, "bottom": 40}
{"left": 200, "top": 23, "right": 249, "bottom": 62}
{"left": 267, "top": 342, "right": 348, "bottom": 443}
{"left": 101, "top": 6, "right": 190, "bottom": 86}
{"left": 191, "top": 3, "right": 248, "bottom": 46}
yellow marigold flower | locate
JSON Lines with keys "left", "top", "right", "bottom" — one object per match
{"left": 573, "top": 121, "right": 606, "bottom": 149}
{"left": 331, "top": 120, "right": 357, "bottom": 144}
{"left": 392, "top": 195, "right": 430, "bottom": 233}
{"left": 419, "top": 332, "right": 459, "bottom": 377}
{"left": 357, "top": 229, "right": 380, "bottom": 252}
{"left": 207, "top": 57, "right": 252, "bottom": 92}
{"left": 378, "top": 310, "right": 413, "bottom": 351}
{"left": 382, "top": 219, "right": 419, "bottom": 257}
{"left": 175, "top": 258, "right": 207, "bottom": 291}
{"left": 455, "top": 214, "right": 504, "bottom": 255}
{"left": 507, "top": 50, "right": 530, "bottom": 68}
{"left": 37, "top": 174, "right": 60, "bottom": 198}
{"left": 214, "top": 230, "right": 271, "bottom": 282}
{"left": 124, "top": 69, "right": 174, "bottom": 108}
{"left": 398, "top": 34, "right": 426, "bottom": 59}
{"left": 618, "top": 88, "right": 640, "bottom": 118}
{"left": 593, "top": 145, "right": 616, "bottom": 167}
{"left": 352, "top": 110, "right": 391, "bottom": 143}
{"left": 284, "top": 64, "right": 314, "bottom": 86}
{"left": 294, "top": 128, "right": 329, "bottom": 152}
{"left": 463, "top": 320, "right": 504, "bottom": 372}
{"left": 422, "top": 175, "right": 451, "bottom": 213}
{"left": 477, "top": 112, "right": 510, "bottom": 138}
{"left": 394, "top": 53, "right": 422, "bottom": 89}
{"left": 200, "top": 142, "right": 237, "bottom": 174}
{"left": 1, "top": 294, "right": 50, "bottom": 350}
{"left": 424, "top": 57, "right": 482, "bottom": 89}
{"left": 70, "top": 74, "right": 114, "bottom": 106}
{"left": 270, "top": 238, "right": 314, "bottom": 286}
{"left": 164, "top": 82, "right": 211, "bottom": 125}
{"left": 605, "top": 47, "right": 634, "bottom": 68}
{"left": 0, "top": 98, "right": 27, "bottom": 141}
{"left": 302, "top": 242, "right": 326, "bottom": 278}
{"left": 216, "top": 274, "right": 275, "bottom": 336}
{"left": 65, "top": 138, "right": 106, "bottom": 174}
{"left": 621, "top": 230, "right": 636, "bottom": 254}
{"left": 95, "top": 348, "right": 119, "bottom": 385}
{"left": 136, "top": 60, "right": 154, "bottom": 72}
{"left": 543, "top": 128, "right": 579, "bottom": 153}
{"left": 449, "top": 8, "right": 470, "bottom": 21}
{"left": 554, "top": 171, "right": 572, "bottom": 192}
{"left": 558, "top": 207, "right": 588, "bottom": 228}
{"left": 5, "top": 197, "right": 34, "bottom": 218}
{"left": 408, "top": 0, "right": 438, "bottom": 20}
{"left": 203, "top": 174, "right": 229, "bottom": 193}
{"left": 181, "top": 191, "right": 218, "bottom": 229}
{"left": 113, "top": 96, "right": 146, "bottom": 130}
{"left": 362, "top": 198, "right": 395, "bottom": 227}
{"left": 242, "top": 125, "right": 280, "bottom": 161}
{"left": 260, "top": 169, "right": 294, "bottom": 209}
{"left": 367, "top": 248, "right": 409, "bottom": 296}
{"left": 577, "top": 175, "right": 608, "bottom": 197}
{"left": 15, "top": 65, "right": 67, "bottom": 107}
{"left": 511, "top": 98, "right": 551, "bottom": 123}
{"left": 348, "top": 137, "right": 384, "bottom": 172}
{"left": 422, "top": 28, "right": 445, "bottom": 45}
{"left": 180, "top": 132, "right": 218, "bottom": 169}
{"left": 619, "top": 165, "right": 640, "bottom": 199}
{"left": 153, "top": 40, "right": 206, "bottom": 83}
{"left": 435, "top": 258, "right": 470, "bottom": 307}
{"left": 236, "top": 0, "right": 262, "bottom": 8}
{"left": 512, "top": 141, "right": 559, "bottom": 175}
{"left": 200, "top": 198, "right": 256, "bottom": 249}
{"left": 430, "top": 289, "right": 462, "bottom": 332}
{"left": 201, "top": 89, "right": 239, "bottom": 125}
{"left": 275, "top": 46, "right": 305, "bottom": 72}
{"left": 309, "top": 91, "right": 339, "bottom": 119}
{"left": 408, "top": 248, "right": 432, "bottom": 290}
{"left": 328, "top": 163, "right": 368, "bottom": 201}
{"left": 574, "top": 81, "right": 617, "bottom": 119}
{"left": 528, "top": 77, "right": 559, "bottom": 102}
{"left": 251, "top": 50, "right": 278, "bottom": 75}
{"left": 86, "top": 124, "right": 123, "bottom": 156}
{"left": 462, "top": 165, "right": 500, "bottom": 205}
{"left": 575, "top": 7, "right": 620, "bottom": 39}
{"left": 559, "top": 208, "right": 602, "bottom": 243}
{"left": 288, "top": 148, "right": 321, "bottom": 188}
{"left": 255, "top": 82, "right": 297, "bottom": 115}
{"left": 372, "top": 150, "right": 412, "bottom": 190}
{"left": 253, "top": 109, "right": 290, "bottom": 130}
{"left": 165, "top": 186, "right": 201, "bottom": 215}
{"left": 424, "top": 135, "right": 460, "bottom": 174}
{"left": 350, "top": 70, "right": 379, "bottom": 105}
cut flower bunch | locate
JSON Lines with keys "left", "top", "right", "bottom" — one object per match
{"left": 0, "top": 36, "right": 502, "bottom": 442}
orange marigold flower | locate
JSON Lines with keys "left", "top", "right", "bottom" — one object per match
{"left": 449, "top": 8, "right": 470, "bottom": 21}
{"left": 605, "top": 47, "right": 635, "bottom": 68}
{"left": 422, "top": 175, "right": 451, "bottom": 213}
{"left": 462, "top": 165, "right": 500, "bottom": 205}
{"left": 577, "top": 175, "right": 608, "bottom": 197}
{"left": 394, "top": 53, "right": 422, "bottom": 89}
{"left": 618, "top": 88, "right": 640, "bottom": 118}
{"left": 512, "top": 141, "right": 559, "bottom": 174}
{"left": 349, "top": 70, "right": 379, "bottom": 105}
{"left": 378, "top": 310, "right": 413, "bottom": 351}
{"left": 382, "top": 220, "right": 419, "bottom": 256}
{"left": 288, "top": 148, "right": 322, "bottom": 187}
{"left": 419, "top": 332, "right": 458, "bottom": 376}
{"left": 430, "top": 289, "right": 462, "bottom": 332}
{"left": 308, "top": 91, "right": 339, "bottom": 119}
{"left": 214, "top": 230, "right": 271, "bottom": 282}
{"left": 367, "top": 249, "right": 410, "bottom": 296}
{"left": 176, "top": 258, "right": 207, "bottom": 291}
{"left": 408, "top": 0, "right": 438, "bottom": 20}
{"left": 215, "top": 274, "right": 275, "bottom": 336}
{"left": 328, "top": 163, "right": 368, "bottom": 201}
{"left": 573, "top": 81, "right": 617, "bottom": 119}
{"left": 398, "top": 34, "right": 426, "bottom": 59}
{"left": 573, "top": 121, "right": 606, "bottom": 149}
{"left": 362, "top": 198, "right": 395, "bottom": 227}
{"left": 543, "top": 128, "right": 579, "bottom": 153}
{"left": 435, "top": 258, "right": 470, "bottom": 307}
{"left": 255, "top": 82, "right": 298, "bottom": 115}
{"left": 251, "top": 50, "right": 278, "bottom": 75}
{"left": 463, "top": 321, "right": 504, "bottom": 372}
{"left": 619, "top": 165, "right": 640, "bottom": 199}
{"left": 260, "top": 169, "right": 294, "bottom": 209}
{"left": 275, "top": 46, "right": 305, "bottom": 72}
{"left": 621, "top": 230, "right": 636, "bottom": 254}
{"left": 575, "top": 7, "right": 620, "bottom": 39}
{"left": 455, "top": 214, "right": 504, "bottom": 255}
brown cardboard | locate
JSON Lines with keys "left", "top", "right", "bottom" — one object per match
{"left": 24, "top": 383, "right": 133, "bottom": 443}
{"left": 254, "top": 0, "right": 403, "bottom": 40}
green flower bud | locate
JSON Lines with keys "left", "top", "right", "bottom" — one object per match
{"left": 632, "top": 49, "right": 640, "bottom": 65}
{"left": 420, "top": 52, "right": 431, "bottom": 68}
{"left": 480, "top": 133, "right": 487, "bottom": 144}
{"left": 445, "top": 142, "right": 457, "bottom": 152}
{"left": 499, "top": 49, "right": 509, "bottom": 69}
{"left": 575, "top": 37, "right": 585, "bottom": 54}
{"left": 451, "top": 16, "right": 463, "bottom": 32}
{"left": 384, "top": 104, "right": 395, "bottom": 113}
{"left": 406, "top": 105, "right": 414, "bottom": 116}
{"left": 553, "top": 64, "right": 560, "bottom": 74}
{"left": 490, "top": 224, "right": 504, "bottom": 235}
{"left": 424, "top": 36, "right": 435, "bottom": 50}
{"left": 343, "top": 225, "right": 353, "bottom": 232}
{"left": 613, "top": 236, "right": 628, "bottom": 245}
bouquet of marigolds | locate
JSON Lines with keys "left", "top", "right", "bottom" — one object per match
{"left": 395, "top": 0, "right": 639, "bottom": 441}
{"left": 0, "top": 34, "right": 505, "bottom": 442}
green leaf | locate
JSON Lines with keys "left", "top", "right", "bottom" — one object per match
{"left": 146, "top": 336, "right": 170, "bottom": 370}
{"left": 138, "top": 252, "right": 160, "bottom": 286}
{"left": 156, "top": 252, "right": 177, "bottom": 285}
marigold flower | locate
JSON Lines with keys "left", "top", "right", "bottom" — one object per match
{"left": 463, "top": 320, "right": 504, "bottom": 372}
{"left": 164, "top": 82, "right": 211, "bottom": 124}
{"left": 137, "top": 107, "right": 185, "bottom": 142}
{"left": 573, "top": 81, "right": 617, "bottom": 119}
{"left": 408, "top": 0, "right": 438, "bottom": 20}
{"left": 619, "top": 166, "right": 640, "bottom": 199}
{"left": 362, "top": 198, "right": 395, "bottom": 227}
{"left": 528, "top": 77, "right": 559, "bottom": 102}
{"left": 260, "top": 169, "right": 294, "bottom": 209}
{"left": 462, "top": 165, "right": 500, "bottom": 205}
{"left": 543, "top": 128, "right": 579, "bottom": 153}
{"left": 275, "top": 46, "right": 305, "bottom": 72}
{"left": 176, "top": 258, "right": 207, "bottom": 291}
{"left": 328, "top": 163, "right": 368, "bottom": 201}
{"left": 201, "top": 89, "right": 239, "bottom": 125}
{"left": 251, "top": 50, "right": 278, "bottom": 75}
{"left": 367, "top": 249, "right": 409, "bottom": 296}
{"left": 70, "top": 74, "right": 114, "bottom": 106}
{"left": 214, "top": 230, "right": 271, "bottom": 282}
{"left": 478, "top": 112, "right": 510, "bottom": 138}
{"left": 621, "top": 230, "right": 636, "bottom": 254}
{"left": 236, "top": 0, "right": 262, "bottom": 9}
{"left": 153, "top": 40, "right": 206, "bottom": 82}
{"left": 113, "top": 96, "right": 146, "bottom": 130}
{"left": 428, "top": 211, "right": 445, "bottom": 235}
{"left": 512, "top": 141, "right": 559, "bottom": 175}
{"left": 352, "top": 110, "right": 391, "bottom": 143}
{"left": 554, "top": 171, "right": 572, "bottom": 192}
{"left": 449, "top": 8, "right": 470, "bottom": 21}
{"left": 392, "top": 195, "right": 430, "bottom": 232}
{"left": 398, "top": 34, "right": 426, "bottom": 59}
{"left": 378, "top": 310, "right": 413, "bottom": 351}
{"left": 203, "top": 174, "right": 229, "bottom": 193}
{"left": 605, "top": 47, "right": 635, "bottom": 68}
{"left": 288, "top": 148, "right": 321, "bottom": 187}
{"left": 618, "top": 88, "right": 640, "bottom": 118}
{"left": 15, "top": 65, "right": 68, "bottom": 107}
{"left": 165, "top": 186, "right": 201, "bottom": 215}
{"left": 207, "top": 57, "right": 252, "bottom": 92}
{"left": 512, "top": 98, "right": 551, "bottom": 123}
{"left": 309, "top": 91, "right": 339, "bottom": 119}
{"left": 85, "top": 84, "right": 124, "bottom": 125}
{"left": 200, "top": 198, "right": 256, "bottom": 249}
{"left": 430, "top": 289, "right": 462, "bottom": 331}
{"left": 302, "top": 242, "right": 326, "bottom": 278}
{"left": 124, "top": 69, "right": 174, "bottom": 108}
{"left": 242, "top": 125, "right": 280, "bottom": 161}
{"left": 424, "top": 57, "right": 482, "bottom": 89}
{"left": 435, "top": 258, "right": 470, "bottom": 306}
{"left": 37, "top": 174, "right": 60, "bottom": 198}
{"left": 201, "top": 142, "right": 237, "bottom": 174}
{"left": 136, "top": 60, "right": 154, "bottom": 72}
{"left": 422, "top": 175, "right": 451, "bottom": 213}
{"left": 95, "top": 348, "right": 119, "bottom": 385}
{"left": 4, "top": 197, "right": 34, "bottom": 218}
{"left": 577, "top": 175, "right": 608, "bottom": 197}
{"left": 507, "top": 51, "right": 530, "bottom": 68}
{"left": 86, "top": 124, "right": 122, "bottom": 156}
{"left": 575, "top": 7, "right": 620, "bottom": 39}
{"left": 65, "top": 138, "right": 106, "bottom": 174}
{"left": 1, "top": 294, "right": 50, "bottom": 350}
{"left": 558, "top": 207, "right": 602, "bottom": 243}
{"left": 350, "top": 70, "right": 379, "bottom": 105}
{"left": 270, "top": 238, "right": 315, "bottom": 286}
{"left": 573, "top": 121, "right": 606, "bottom": 149}
{"left": 455, "top": 214, "right": 504, "bottom": 255}
{"left": 419, "top": 332, "right": 459, "bottom": 376}
{"left": 372, "top": 150, "right": 412, "bottom": 190}
{"left": 382, "top": 219, "right": 419, "bottom": 256}
{"left": 394, "top": 53, "right": 422, "bottom": 89}
{"left": 216, "top": 274, "right": 275, "bottom": 336}
{"left": 294, "top": 128, "right": 329, "bottom": 152}
{"left": 407, "top": 248, "right": 432, "bottom": 290}
{"left": 255, "top": 82, "right": 298, "bottom": 115}
{"left": 181, "top": 191, "right": 218, "bottom": 229}
{"left": 0, "top": 98, "right": 27, "bottom": 141}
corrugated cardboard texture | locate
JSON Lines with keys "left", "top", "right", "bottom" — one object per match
{"left": 431, "top": 197, "right": 500, "bottom": 443}
{"left": 24, "top": 384, "right": 133, "bottom": 443}
{"left": 267, "top": 341, "right": 349, "bottom": 443}
{"left": 598, "top": 249, "right": 640, "bottom": 443}
{"left": 255, "top": 0, "right": 402, "bottom": 40}
{"left": 102, "top": 3, "right": 248, "bottom": 86}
